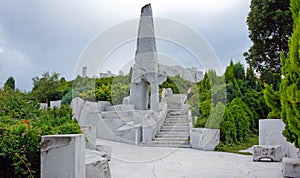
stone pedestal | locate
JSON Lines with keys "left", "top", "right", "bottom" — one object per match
{"left": 282, "top": 157, "right": 300, "bottom": 177}
{"left": 253, "top": 145, "right": 282, "bottom": 162}
{"left": 190, "top": 128, "right": 220, "bottom": 151}
{"left": 41, "top": 134, "right": 85, "bottom": 178}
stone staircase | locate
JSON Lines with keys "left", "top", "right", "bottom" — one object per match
{"left": 145, "top": 109, "right": 191, "bottom": 148}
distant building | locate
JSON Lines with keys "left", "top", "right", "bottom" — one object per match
{"left": 159, "top": 65, "right": 203, "bottom": 83}
{"left": 82, "top": 66, "right": 87, "bottom": 77}
{"left": 99, "top": 70, "right": 116, "bottom": 78}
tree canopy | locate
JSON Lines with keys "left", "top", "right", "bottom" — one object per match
{"left": 244, "top": 0, "right": 293, "bottom": 85}
{"left": 31, "top": 72, "right": 70, "bottom": 106}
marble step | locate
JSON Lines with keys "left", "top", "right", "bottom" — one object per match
{"left": 167, "top": 114, "right": 188, "bottom": 118}
{"left": 148, "top": 140, "right": 189, "bottom": 144}
{"left": 161, "top": 126, "right": 190, "bottom": 130}
{"left": 163, "top": 122, "right": 189, "bottom": 126}
{"left": 160, "top": 128, "right": 190, "bottom": 132}
{"left": 156, "top": 131, "right": 190, "bottom": 137}
{"left": 155, "top": 132, "right": 190, "bottom": 138}
{"left": 145, "top": 142, "right": 191, "bottom": 148}
{"left": 153, "top": 137, "right": 188, "bottom": 142}
{"left": 164, "top": 119, "right": 189, "bottom": 123}
{"left": 165, "top": 117, "right": 189, "bottom": 120}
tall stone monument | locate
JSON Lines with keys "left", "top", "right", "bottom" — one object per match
{"left": 130, "top": 4, "right": 166, "bottom": 111}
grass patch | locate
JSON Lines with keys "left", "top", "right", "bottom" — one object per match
{"left": 215, "top": 134, "right": 258, "bottom": 155}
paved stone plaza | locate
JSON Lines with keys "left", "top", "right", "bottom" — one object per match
{"left": 97, "top": 138, "right": 282, "bottom": 178}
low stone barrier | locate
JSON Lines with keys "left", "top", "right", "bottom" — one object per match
{"left": 41, "top": 134, "right": 111, "bottom": 178}
{"left": 253, "top": 145, "right": 282, "bottom": 162}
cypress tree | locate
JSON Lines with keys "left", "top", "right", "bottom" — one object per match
{"left": 280, "top": 0, "right": 300, "bottom": 147}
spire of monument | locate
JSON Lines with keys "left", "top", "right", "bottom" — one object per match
{"left": 141, "top": 4, "right": 152, "bottom": 17}
{"left": 135, "top": 3, "right": 157, "bottom": 58}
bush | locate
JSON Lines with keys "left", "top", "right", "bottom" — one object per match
{"left": 219, "top": 107, "right": 237, "bottom": 144}
{"left": 0, "top": 91, "right": 82, "bottom": 177}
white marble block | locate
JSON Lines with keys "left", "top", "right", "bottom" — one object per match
{"left": 253, "top": 145, "right": 282, "bottom": 162}
{"left": 41, "top": 134, "right": 85, "bottom": 178}
{"left": 259, "top": 119, "right": 299, "bottom": 159}
{"left": 282, "top": 157, "right": 300, "bottom": 178}
{"left": 190, "top": 128, "right": 220, "bottom": 151}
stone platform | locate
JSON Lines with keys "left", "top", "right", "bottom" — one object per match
{"left": 97, "top": 138, "right": 282, "bottom": 177}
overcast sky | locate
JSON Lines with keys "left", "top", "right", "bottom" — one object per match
{"left": 0, "top": 0, "right": 252, "bottom": 91}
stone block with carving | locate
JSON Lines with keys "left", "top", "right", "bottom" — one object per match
{"left": 253, "top": 145, "right": 282, "bottom": 162}
{"left": 282, "top": 157, "right": 300, "bottom": 177}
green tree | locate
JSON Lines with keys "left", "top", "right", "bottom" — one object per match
{"left": 245, "top": 67, "right": 258, "bottom": 90}
{"left": 4, "top": 76, "right": 15, "bottom": 90}
{"left": 242, "top": 89, "right": 267, "bottom": 132}
{"left": 31, "top": 72, "right": 62, "bottom": 106}
{"left": 229, "top": 98, "right": 252, "bottom": 142}
{"left": 244, "top": 0, "right": 293, "bottom": 85}
{"left": 263, "top": 83, "right": 281, "bottom": 118}
{"left": 233, "top": 62, "right": 245, "bottom": 81}
{"left": 219, "top": 107, "right": 237, "bottom": 144}
{"left": 280, "top": 0, "right": 300, "bottom": 148}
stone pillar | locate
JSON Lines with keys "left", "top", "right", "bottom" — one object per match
{"left": 41, "top": 134, "right": 85, "bottom": 178}
{"left": 129, "top": 4, "right": 166, "bottom": 111}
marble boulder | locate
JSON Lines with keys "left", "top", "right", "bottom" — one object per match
{"left": 190, "top": 128, "right": 220, "bottom": 151}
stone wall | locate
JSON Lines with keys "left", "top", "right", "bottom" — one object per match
{"left": 70, "top": 97, "right": 169, "bottom": 144}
